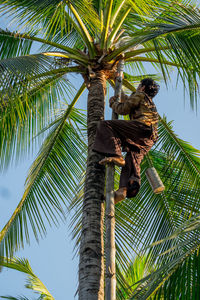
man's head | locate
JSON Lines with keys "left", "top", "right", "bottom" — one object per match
{"left": 137, "top": 78, "right": 160, "bottom": 98}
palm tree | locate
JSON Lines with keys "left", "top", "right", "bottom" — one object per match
{"left": 1, "top": 0, "right": 200, "bottom": 299}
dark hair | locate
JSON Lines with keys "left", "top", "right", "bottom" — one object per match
{"left": 140, "top": 78, "right": 160, "bottom": 98}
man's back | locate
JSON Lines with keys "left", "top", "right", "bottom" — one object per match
{"left": 129, "top": 91, "right": 159, "bottom": 126}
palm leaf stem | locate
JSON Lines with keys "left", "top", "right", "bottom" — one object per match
{"left": 126, "top": 56, "right": 180, "bottom": 67}
{"left": 99, "top": 0, "right": 104, "bottom": 33}
{"left": 107, "top": 6, "right": 131, "bottom": 47}
{"left": 110, "top": 0, "right": 127, "bottom": 28}
{"left": 66, "top": 1, "right": 95, "bottom": 58}
{"left": 42, "top": 51, "right": 73, "bottom": 58}
{"left": 108, "top": 22, "right": 200, "bottom": 61}
{"left": 127, "top": 56, "right": 180, "bottom": 67}
{"left": 0, "top": 83, "right": 86, "bottom": 249}
{"left": 0, "top": 30, "right": 86, "bottom": 62}
{"left": 31, "top": 66, "right": 82, "bottom": 79}
{"left": 124, "top": 46, "right": 171, "bottom": 59}
{"left": 122, "top": 79, "right": 136, "bottom": 92}
{"left": 100, "top": 0, "right": 113, "bottom": 49}
{"left": 42, "top": 51, "right": 87, "bottom": 65}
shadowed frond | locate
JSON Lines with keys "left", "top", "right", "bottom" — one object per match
{"left": 0, "top": 84, "right": 87, "bottom": 259}
{"left": 0, "top": 257, "right": 54, "bottom": 299}
{"left": 130, "top": 213, "right": 200, "bottom": 299}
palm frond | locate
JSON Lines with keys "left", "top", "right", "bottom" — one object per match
{"left": 130, "top": 213, "right": 200, "bottom": 300}
{"left": 106, "top": 3, "right": 200, "bottom": 106}
{"left": 107, "top": 6, "right": 131, "bottom": 47}
{"left": 68, "top": 172, "right": 85, "bottom": 255}
{"left": 0, "top": 84, "right": 87, "bottom": 259}
{"left": 1, "top": 257, "right": 54, "bottom": 299}
{"left": 100, "top": 0, "right": 114, "bottom": 49}
{"left": 66, "top": 1, "right": 96, "bottom": 58}
{"left": 0, "top": 0, "right": 68, "bottom": 39}
{"left": 0, "top": 29, "right": 32, "bottom": 59}
{"left": 116, "top": 255, "right": 154, "bottom": 299}
{"left": 0, "top": 57, "right": 76, "bottom": 170}
{"left": 66, "top": 107, "right": 200, "bottom": 297}
{"left": 0, "top": 0, "right": 101, "bottom": 41}
{"left": 0, "top": 29, "right": 86, "bottom": 60}
{"left": 40, "top": 27, "right": 85, "bottom": 53}
{"left": 142, "top": 116, "right": 200, "bottom": 262}
{"left": 110, "top": 3, "right": 200, "bottom": 57}
{"left": 110, "top": 0, "right": 127, "bottom": 27}
{"left": 66, "top": 0, "right": 101, "bottom": 35}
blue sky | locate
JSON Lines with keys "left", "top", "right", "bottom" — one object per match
{"left": 0, "top": 9, "right": 200, "bottom": 300}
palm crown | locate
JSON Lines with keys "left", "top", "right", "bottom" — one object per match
{"left": 1, "top": 0, "right": 200, "bottom": 298}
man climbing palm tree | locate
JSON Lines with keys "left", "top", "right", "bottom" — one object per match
{"left": 93, "top": 78, "right": 159, "bottom": 203}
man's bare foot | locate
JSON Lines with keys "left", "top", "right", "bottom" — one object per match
{"left": 114, "top": 187, "right": 127, "bottom": 204}
{"left": 99, "top": 156, "right": 125, "bottom": 167}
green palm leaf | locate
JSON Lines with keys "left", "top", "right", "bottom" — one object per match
{"left": 0, "top": 29, "right": 32, "bottom": 59}
{"left": 0, "top": 0, "right": 100, "bottom": 41}
{"left": 116, "top": 255, "right": 154, "bottom": 299}
{"left": 66, "top": 1, "right": 96, "bottom": 58}
{"left": 0, "top": 257, "right": 54, "bottom": 299}
{"left": 0, "top": 84, "right": 87, "bottom": 259}
{"left": 0, "top": 29, "right": 86, "bottom": 60}
{"left": 0, "top": 69, "right": 76, "bottom": 170}
{"left": 105, "top": 3, "right": 200, "bottom": 105}
{"left": 130, "top": 213, "right": 200, "bottom": 299}
{"left": 0, "top": 0, "right": 67, "bottom": 39}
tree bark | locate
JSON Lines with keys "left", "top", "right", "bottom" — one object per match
{"left": 78, "top": 71, "right": 106, "bottom": 300}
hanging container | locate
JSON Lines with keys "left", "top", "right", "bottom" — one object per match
{"left": 145, "top": 167, "right": 165, "bottom": 194}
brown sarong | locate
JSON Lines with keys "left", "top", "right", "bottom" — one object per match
{"left": 93, "top": 120, "right": 155, "bottom": 197}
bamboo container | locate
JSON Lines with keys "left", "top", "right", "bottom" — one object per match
{"left": 145, "top": 167, "right": 165, "bottom": 194}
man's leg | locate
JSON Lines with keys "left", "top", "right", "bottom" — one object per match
{"left": 126, "top": 151, "right": 144, "bottom": 198}
{"left": 115, "top": 151, "right": 145, "bottom": 203}
{"left": 93, "top": 120, "right": 125, "bottom": 166}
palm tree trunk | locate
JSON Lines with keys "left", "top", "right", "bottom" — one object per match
{"left": 78, "top": 71, "right": 106, "bottom": 300}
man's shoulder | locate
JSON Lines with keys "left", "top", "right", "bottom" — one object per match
{"left": 130, "top": 91, "right": 145, "bottom": 101}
